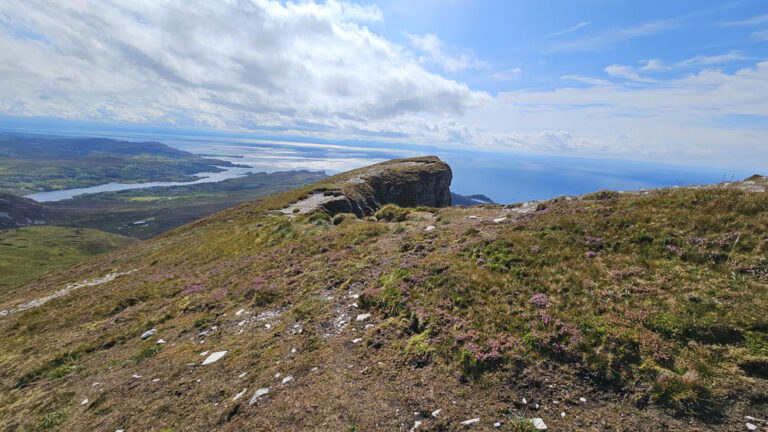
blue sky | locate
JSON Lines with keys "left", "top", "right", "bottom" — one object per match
{"left": 366, "top": 0, "right": 768, "bottom": 93}
{"left": 0, "top": 0, "right": 766, "bottom": 170}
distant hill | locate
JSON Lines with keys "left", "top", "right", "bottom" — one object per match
{"left": 0, "top": 192, "right": 55, "bottom": 229}
{"left": 0, "top": 160, "right": 765, "bottom": 431}
{"left": 0, "top": 132, "right": 241, "bottom": 195}
{"left": 451, "top": 192, "right": 497, "bottom": 206}
{"left": 0, "top": 134, "right": 193, "bottom": 159}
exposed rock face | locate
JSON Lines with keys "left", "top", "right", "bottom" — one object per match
{"left": 0, "top": 192, "right": 53, "bottom": 229}
{"left": 318, "top": 156, "right": 452, "bottom": 217}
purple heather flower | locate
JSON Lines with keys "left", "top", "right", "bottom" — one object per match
{"left": 529, "top": 293, "right": 551, "bottom": 308}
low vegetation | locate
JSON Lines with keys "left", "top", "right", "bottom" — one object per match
{"left": 0, "top": 161, "right": 764, "bottom": 431}
{"left": 0, "top": 226, "right": 136, "bottom": 292}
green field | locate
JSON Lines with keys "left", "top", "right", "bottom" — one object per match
{"left": 0, "top": 226, "right": 136, "bottom": 291}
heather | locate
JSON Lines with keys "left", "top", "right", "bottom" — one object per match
{"left": 0, "top": 161, "right": 765, "bottom": 431}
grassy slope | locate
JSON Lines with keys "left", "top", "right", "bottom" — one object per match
{"left": 0, "top": 162, "right": 765, "bottom": 431}
{"left": 0, "top": 226, "right": 136, "bottom": 292}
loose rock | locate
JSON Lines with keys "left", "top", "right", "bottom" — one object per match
{"left": 202, "top": 351, "right": 227, "bottom": 365}
{"left": 249, "top": 388, "right": 269, "bottom": 405}
{"left": 233, "top": 388, "right": 248, "bottom": 401}
{"left": 140, "top": 329, "right": 157, "bottom": 340}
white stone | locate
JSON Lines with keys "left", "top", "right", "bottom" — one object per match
{"left": 275, "top": 372, "right": 281, "bottom": 378}
{"left": 352, "top": 338, "right": 362, "bottom": 343}
{"left": 235, "top": 309, "right": 245, "bottom": 316}
{"left": 249, "top": 387, "right": 269, "bottom": 405}
{"left": 238, "top": 320, "right": 246, "bottom": 326}
{"left": 356, "top": 313, "right": 371, "bottom": 321}
{"left": 522, "top": 397, "right": 527, "bottom": 404}
{"left": 291, "top": 347, "right": 297, "bottom": 353}
{"left": 469, "top": 215, "right": 478, "bottom": 219}
{"left": 560, "top": 412, "right": 565, "bottom": 418}
{"left": 152, "top": 378, "right": 160, "bottom": 382}
{"left": 265, "top": 323, "right": 272, "bottom": 329}
{"left": 425, "top": 225, "right": 436, "bottom": 231}
{"left": 746, "top": 423, "right": 757, "bottom": 431}
{"left": 409, "top": 420, "right": 422, "bottom": 431}
{"left": 91, "top": 382, "right": 100, "bottom": 387}
{"left": 530, "top": 418, "right": 547, "bottom": 430}
{"left": 431, "top": 409, "right": 442, "bottom": 417}
{"left": 140, "top": 329, "right": 157, "bottom": 340}
{"left": 494, "top": 422, "right": 501, "bottom": 427}
{"left": 233, "top": 388, "right": 248, "bottom": 401}
{"left": 131, "top": 374, "right": 141, "bottom": 379}
{"left": 200, "top": 351, "right": 209, "bottom": 356}
{"left": 493, "top": 217, "right": 507, "bottom": 223}
{"left": 156, "top": 339, "right": 166, "bottom": 344}
{"left": 81, "top": 398, "right": 88, "bottom": 405}
{"left": 282, "top": 376, "right": 293, "bottom": 384}
{"left": 239, "top": 372, "right": 248, "bottom": 378}
{"left": 202, "top": 351, "right": 227, "bottom": 365}
{"left": 579, "top": 397, "right": 586, "bottom": 402}
{"left": 460, "top": 418, "right": 480, "bottom": 425}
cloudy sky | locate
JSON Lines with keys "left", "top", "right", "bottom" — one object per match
{"left": 1, "top": 0, "right": 767, "bottom": 169}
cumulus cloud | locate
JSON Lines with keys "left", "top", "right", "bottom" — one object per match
{"left": 0, "top": 0, "right": 486, "bottom": 133}
{"left": 0, "top": 0, "right": 766, "bottom": 169}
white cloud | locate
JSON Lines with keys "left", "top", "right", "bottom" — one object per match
{"left": 560, "top": 75, "right": 616, "bottom": 86}
{"left": 721, "top": 14, "right": 768, "bottom": 26}
{"left": 550, "top": 18, "right": 679, "bottom": 52}
{"left": 0, "top": 0, "right": 487, "bottom": 133}
{"left": 545, "top": 22, "right": 590, "bottom": 39}
{"left": 604, "top": 65, "right": 657, "bottom": 83}
{"left": 407, "top": 33, "right": 487, "bottom": 72}
{"left": 490, "top": 68, "right": 522, "bottom": 81}
{"left": 463, "top": 61, "right": 768, "bottom": 168}
{"left": 753, "top": 29, "right": 768, "bottom": 41}
{"left": 0, "top": 0, "right": 766, "bottom": 169}
{"left": 677, "top": 50, "right": 750, "bottom": 66}
{"left": 639, "top": 51, "right": 750, "bottom": 73}
{"left": 640, "top": 59, "right": 670, "bottom": 71}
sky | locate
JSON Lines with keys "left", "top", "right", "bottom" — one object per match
{"left": 0, "top": 0, "right": 767, "bottom": 170}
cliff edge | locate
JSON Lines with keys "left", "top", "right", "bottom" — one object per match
{"left": 271, "top": 156, "right": 452, "bottom": 217}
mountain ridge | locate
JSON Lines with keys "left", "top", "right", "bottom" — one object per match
{"left": 0, "top": 160, "right": 766, "bottom": 431}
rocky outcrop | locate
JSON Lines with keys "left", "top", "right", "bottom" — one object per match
{"left": 318, "top": 157, "right": 452, "bottom": 217}
{"left": 275, "top": 156, "right": 452, "bottom": 217}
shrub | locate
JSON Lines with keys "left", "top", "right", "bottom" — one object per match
{"left": 133, "top": 345, "right": 161, "bottom": 362}
{"left": 38, "top": 410, "right": 67, "bottom": 430}
{"left": 332, "top": 212, "right": 357, "bottom": 225}
{"left": 652, "top": 370, "right": 715, "bottom": 416}
{"left": 375, "top": 204, "right": 411, "bottom": 222}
